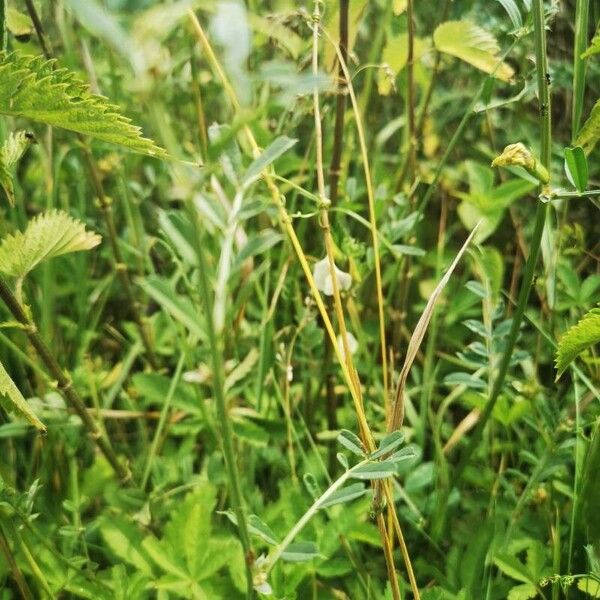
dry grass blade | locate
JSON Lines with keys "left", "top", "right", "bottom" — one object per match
{"left": 388, "top": 222, "right": 481, "bottom": 432}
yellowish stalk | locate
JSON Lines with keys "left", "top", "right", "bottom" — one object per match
{"left": 187, "top": 8, "right": 372, "bottom": 444}
{"left": 321, "top": 28, "right": 390, "bottom": 417}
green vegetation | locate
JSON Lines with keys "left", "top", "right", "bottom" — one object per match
{"left": 0, "top": 0, "right": 599, "bottom": 598}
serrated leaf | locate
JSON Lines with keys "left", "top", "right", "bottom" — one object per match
{"left": 0, "top": 360, "right": 45, "bottom": 430}
{"left": 0, "top": 130, "right": 35, "bottom": 205}
{"left": 243, "top": 136, "right": 297, "bottom": 183}
{"left": 578, "top": 577, "right": 600, "bottom": 597}
{"left": 0, "top": 51, "right": 166, "bottom": 158}
{"left": 320, "top": 483, "right": 367, "bottom": 508}
{"left": 370, "top": 431, "right": 405, "bottom": 460}
{"left": 0, "top": 209, "right": 101, "bottom": 279}
{"left": 575, "top": 100, "right": 600, "bottom": 155}
{"left": 281, "top": 541, "right": 319, "bottom": 562}
{"left": 564, "top": 146, "right": 588, "bottom": 192}
{"left": 350, "top": 461, "right": 397, "bottom": 480}
{"left": 337, "top": 429, "right": 365, "bottom": 456}
{"left": 555, "top": 307, "right": 600, "bottom": 377}
{"left": 433, "top": 21, "right": 514, "bottom": 82}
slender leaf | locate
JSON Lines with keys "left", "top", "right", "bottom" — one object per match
{"left": 243, "top": 136, "right": 297, "bottom": 183}
{"left": 337, "top": 429, "right": 365, "bottom": 456}
{"left": 320, "top": 483, "right": 368, "bottom": 508}
{"left": 564, "top": 146, "right": 588, "bottom": 192}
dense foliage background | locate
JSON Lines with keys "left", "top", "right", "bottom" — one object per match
{"left": 0, "top": 0, "right": 599, "bottom": 598}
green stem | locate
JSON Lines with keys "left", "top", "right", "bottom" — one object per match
{"left": 572, "top": 0, "right": 589, "bottom": 140}
{"left": 0, "top": 277, "right": 130, "bottom": 482}
{"left": 455, "top": 0, "right": 551, "bottom": 482}
{"left": 141, "top": 351, "right": 186, "bottom": 489}
{"left": 190, "top": 207, "right": 254, "bottom": 599}
{"left": 1, "top": 0, "right": 6, "bottom": 52}
{"left": 0, "top": 524, "right": 33, "bottom": 600}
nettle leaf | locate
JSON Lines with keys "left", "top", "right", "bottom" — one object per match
{"left": 433, "top": 21, "right": 514, "bottom": 82}
{"left": 0, "top": 360, "right": 45, "bottom": 430}
{"left": 576, "top": 100, "right": 600, "bottom": 155}
{"left": 0, "top": 130, "right": 35, "bottom": 205}
{"left": 0, "top": 209, "right": 101, "bottom": 279}
{"left": 555, "top": 307, "right": 600, "bottom": 377}
{"left": 0, "top": 51, "right": 166, "bottom": 158}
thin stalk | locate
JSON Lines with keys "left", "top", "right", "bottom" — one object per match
{"left": 1, "top": 0, "right": 6, "bottom": 52}
{"left": 328, "top": 0, "right": 349, "bottom": 207}
{"left": 323, "top": 25, "right": 390, "bottom": 409}
{"left": 187, "top": 8, "right": 372, "bottom": 444}
{"left": 24, "top": 1, "right": 158, "bottom": 370}
{"left": 141, "top": 352, "right": 186, "bottom": 489}
{"left": 0, "top": 276, "right": 130, "bottom": 481}
{"left": 455, "top": 0, "right": 551, "bottom": 481}
{"left": 0, "top": 525, "right": 33, "bottom": 600}
{"left": 190, "top": 213, "right": 254, "bottom": 599}
{"left": 323, "top": 25, "right": 420, "bottom": 600}
{"left": 404, "top": 0, "right": 417, "bottom": 188}
{"left": 572, "top": 0, "right": 589, "bottom": 139}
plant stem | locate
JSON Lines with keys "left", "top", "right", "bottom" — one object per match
{"left": 190, "top": 212, "right": 254, "bottom": 599}
{"left": 0, "top": 0, "right": 6, "bottom": 52}
{"left": 0, "top": 525, "right": 33, "bottom": 600}
{"left": 328, "top": 0, "right": 349, "bottom": 207}
{"left": 572, "top": 0, "right": 589, "bottom": 139}
{"left": 455, "top": 0, "right": 551, "bottom": 482}
{"left": 24, "top": 0, "right": 159, "bottom": 371}
{"left": 0, "top": 276, "right": 130, "bottom": 481}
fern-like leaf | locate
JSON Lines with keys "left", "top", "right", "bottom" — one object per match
{"left": 0, "top": 51, "right": 167, "bottom": 158}
{"left": 0, "top": 130, "right": 36, "bottom": 205}
{"left": 555, "top": 307, "right": 600, "bottom": 378}
{"left": 0, "top": 209, "right": 101, "bottom": 279}
{"left": 0, "top": 360, "right": 45, "bottom": 430}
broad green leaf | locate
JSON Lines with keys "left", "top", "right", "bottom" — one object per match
{"left": 378, "top": 33, "right": 429, "bottom": 96}
{"left": 281, "top": 541, "right": 319, "bottom": 562}
{"left": 370, "top": 431, "right": 405, "bottom": 460}
{"left": 248, "top": 514, "right": 279, "bottom": 545}
{"left": 433, "top": 21, "right": 514, "bottom": 82}
{"left": 99, "top": 517, "right": 154, "bottom": 575}
{"left": 575, "top": 100, "right": 600, "bottom": 155}
{"left": 0, "top": 51, "right": 166, "bottom": 158}
{"left": 579, "top": 422, "right": 600, "bottom": 545}
{"left": 582, "top": 23, "right": 600, "bottom": 59}
{"left": 142, "top": 536, "right": 189, "bottom": 579}
{"left": 0, "top": 209, "right": 101, "bottom": 279}
{"left": 0, "top": 360, "right": 44, "bottom": 430}
{"left": 493, "top": 553, "right": 533, "bottom": 584}
{"left": 564, "top": 146, "right": 589, "bottom": 192}
{"left": 578, "top": 577, "right": 600, "bottom": 597}
{"left": 555, "top": 307, "right": 600, "bottom": 377}
{"left": 507, "top": 583, "right": 538, "bottom": 600}
{"left": 0, "top": 130, "right": 35, "bottom": 205}
{"left": 244, "top": 136, "right": 297, "bottom": 183}
{"left": 337, "top": 429, "right": 365, "bottom": 456}
{"left": 138, "top": 275, "right": 205, "bottom": 340}
{"left": 320, "top": 483, "right": 368, "bottom": 508}
{"left": 350, "top": 461, "right": 397, "bottom": 480}
{"left": 496, "top": 0, "right": 522, "bottom": 29}
{"left": 5, "top": 8, "right": 32, "bottom": 38}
